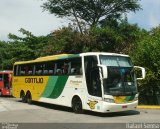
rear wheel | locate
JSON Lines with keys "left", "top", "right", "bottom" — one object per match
{"left": 20, "top": 91, "right": 26, "bottom": 103}
{"left": 26, "top": 92, "right": 32, "bottom": 104}
{"left": 72, "top": 96, "right": 83, "bottom": 114}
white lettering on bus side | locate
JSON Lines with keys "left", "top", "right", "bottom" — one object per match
{"left": 25, "top": 78, "right": 43, "bottom": 84}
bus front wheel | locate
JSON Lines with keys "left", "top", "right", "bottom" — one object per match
{"left": 72, "top": 96, "right": 83, "bottom": 114}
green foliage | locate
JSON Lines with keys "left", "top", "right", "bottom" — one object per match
{"left": 8, "top": 28, "right": 48, "bottom": 58}
{"left": 42, "top": 0, "right": 141, "bottom": 33}
{"left": 90, "top": 19, "right": 144, "bottom": 53}
{"left": 0, "top": 41, "right": 9, "bottom": 69}
{"left": 40, "top": 19, "right": 143, "bottom": 54}
{"left": 41, "top": 27, "right": 98, "bottom": 54}
{"left": 0, "top": 28, "right": 49, "bottom": 69}
{"left": 131, "top": 26, "right": 160, "bottom": 97}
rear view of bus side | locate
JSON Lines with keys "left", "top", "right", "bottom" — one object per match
{"left": 12, "top": 52, "right": 145, "bottom": 113}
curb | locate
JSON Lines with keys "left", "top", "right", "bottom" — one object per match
{"left": 137, "top": 105, "right": 160, "bottom": 109}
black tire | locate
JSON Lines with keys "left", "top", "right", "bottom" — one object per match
{"left": 20, "top": 91, "right": 26, "bottom": 103}
{"left": 72, "top": 97, "right": 83, "bottom": 114}
{"left": 26, "top": 92, "right": 32, "bottom": 104}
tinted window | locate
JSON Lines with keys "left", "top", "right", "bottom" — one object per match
{"left": 14, "top": 57, "right": 82, "bottom": 76}
{"left": 70, "top": 58, "right": 82, "bottom": 75}
{"left": 43, "top": 62, "right": 55, "bottom": 75}
{"left": 35, "top": 63, "right": 44, "bottom": 75}
{"left": 15, "top": 64, "right": 34, "bottom": 76}
{"left": 84, "top": 56, "right": 102, "bottom": 97}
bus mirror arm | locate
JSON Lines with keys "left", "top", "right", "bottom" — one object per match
{"left": 97, "top": 65, "right": 108, "bottom": 79}
{"left": 134, "top": 66, "right": 146, "bottom": 80}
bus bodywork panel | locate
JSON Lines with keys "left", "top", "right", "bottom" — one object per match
{"left": 12, "top": 75, "right": 85, "bottom": 107}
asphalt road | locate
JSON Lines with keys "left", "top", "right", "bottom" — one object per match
{"left": 0, "top": 97, "right": 160, "bottom": 129}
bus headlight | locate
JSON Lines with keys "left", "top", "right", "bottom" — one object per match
{"left": 134, "top": 94, "right": 139, "bottom": 101}
{"left": 104, "top": 98, "right": 115, "bottom": 103}
{"left": 134, "top": 96, "right": 138, "bottom": 101}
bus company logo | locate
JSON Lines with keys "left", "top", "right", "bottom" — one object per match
{"left": 69, "top": 80, "right": 82, "bottom": 86}
{"left": 25, "top": 78, "right": 43, "bottom": 84}
{"left": 87, "top": 100, "right": 98, "bottom": 109}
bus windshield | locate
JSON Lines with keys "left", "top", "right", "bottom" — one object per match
{"left": 99, "top": 55, "right": 137, "bottom": 96}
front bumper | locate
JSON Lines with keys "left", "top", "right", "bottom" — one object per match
{"left": 100, "top": 100, "right": 138, "bottom": 113}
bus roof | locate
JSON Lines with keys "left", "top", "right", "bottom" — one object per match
{"left": 80, "top": 52, "right": 129, "bottom": 57}
{"left": 14, "top": 54, "right": 80, "bottom": 65}
{"left": 14, "top": 52, "right": 129, "bottom": 65}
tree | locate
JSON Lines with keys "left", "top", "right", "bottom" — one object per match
{"left": 40, "top": 20, "right": 144, "bottom": 54}
{"left": 0, "top": 28, "right": 50, "bottom": 69}
{"left": 0, "top": 41, "right": 9, "bottom": 70}
{"left": 42, "top": 27, "right": 97, "bottom": 54}
{"left": 89, "top": 18, "right": 144, "bottom": 53}
{"left": 131, "top": 26, "right": 160, "bottom": 105}
{"left": 42, "top": 0, "right": 141, "bottom": 33}
{"left": 8, "top": 28, "right": 49, "bottom": 58}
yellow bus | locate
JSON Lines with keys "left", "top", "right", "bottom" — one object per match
{"left": 12, "top": 52, "right": 145, "bottom": 113}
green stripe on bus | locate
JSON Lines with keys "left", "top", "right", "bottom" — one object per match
{"left": 41, "top": 76, "right": 58, "bottom": 98}
{"left": 59, "top": 54, "right": 80, "bottom": 59}
{"left": 41, "top": 76, "right": 69, "bottom": 99}
{"left": 48, "top": 76, "right": 68, "bottom": 98}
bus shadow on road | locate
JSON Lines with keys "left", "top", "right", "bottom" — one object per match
{"left": 84, "top": 110, "right": 140, "bottom": 117}
{"left": 27, "top": 101, "right": 73, "bottom": 113}
{"left": 17, "top": 100, "right": 140, "bottom": 117}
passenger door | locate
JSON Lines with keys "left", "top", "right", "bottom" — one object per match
{"left": 84, "top": 56, "right": 102, "bottom": 98}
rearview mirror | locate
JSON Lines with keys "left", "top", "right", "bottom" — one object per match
{"left": 134, "top": 66, "right": 145, "bottom": 80}
{"left": 98, "top": 65, "right": 108, "bottom": 79}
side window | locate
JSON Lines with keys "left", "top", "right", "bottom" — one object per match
{"left": 84, "top": 56, "right": 98, "bottom": 72}
{"left": 19, "top": 64, "right": 34, "bottom": 76}
{"left": 63, "top": 61, "right": 70, "bottom": 75}
{"left": 54, "top": 58, "right": 82, "bottom": 76}
{"left": 14, "top": 65, "right": 18, "bottom": 76}
{"left": 55, "top": 59, "right": 72, "bottom": 75}
{"left": 19, "top": 65, "right": 26, "bottom": 75}
{"left": 55, "top": 61, "right": 64, "bottom": 75}
{"left": 70, "top": 58, "right": 82, "bottom": 75}
{"left": 26, "top": 64, "right": 34, "bottom": 75}
{"left": 43, "top": 61, "right": 55, "bottom": 75}
{"left": 35, "top": 63, "right": 44, "bottom": 75}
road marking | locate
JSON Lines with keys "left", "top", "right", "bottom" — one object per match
{"left": 137, "top": 105, "right": 160, "bottom": 109}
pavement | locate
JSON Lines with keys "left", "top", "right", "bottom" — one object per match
{"left": 137, "top": 105, "right": 160, "bottom": 109}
